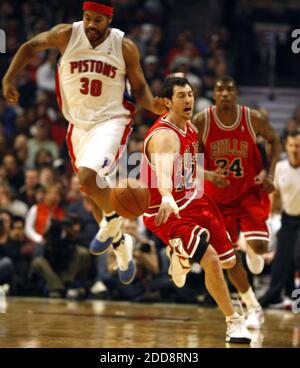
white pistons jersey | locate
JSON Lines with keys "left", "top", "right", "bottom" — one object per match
{"left": 57, "top": 21, "right": 130, "bottom": 128}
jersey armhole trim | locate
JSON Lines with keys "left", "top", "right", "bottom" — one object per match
{"left": 143, "top": 128, "right": 180, "bottom": 169}
{"left": 202, "top": 108, "right": 210, "bottom": 145}
{"left": 245, "top": 107, "right": 257, "bottom": 143}
{"left": 60, "top": 22, "right": 77, "bottom": 62}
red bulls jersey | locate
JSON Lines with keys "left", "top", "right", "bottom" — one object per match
{"left": 203, "top": 105, "right": 263, "bottom": 206}
{"left": 142, "top": 114, "right": 198, "bottom": 216}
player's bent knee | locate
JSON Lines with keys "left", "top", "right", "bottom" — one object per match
{"left": 200, "top": 246, "right": 221, "bottom": 272}
{"left": 203, "top": 254, "right": 222, "bottom": 274}
{"left": 221, "top": 257, "right": 236, "bottom": 269}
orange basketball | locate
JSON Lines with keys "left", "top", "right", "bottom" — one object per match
{"left": 110, "top": 178, "right": 150, "bottom": 219}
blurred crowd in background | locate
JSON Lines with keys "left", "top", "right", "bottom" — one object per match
{"left": 0, "top": 0, "right": 300, "bottom": 306}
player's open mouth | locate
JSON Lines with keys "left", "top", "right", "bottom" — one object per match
{"left": 184, "top": 107, "right": 192, "bottom": 112}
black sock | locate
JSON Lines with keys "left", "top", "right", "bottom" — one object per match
{"left": 112, "top": 234, "right": 124, "bottom": 249}
{"left": 105, "top": 212, "right": 119, "bottom": 222}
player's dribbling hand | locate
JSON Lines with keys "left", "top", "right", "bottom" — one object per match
{"left": 155, "top": 195, "right": 180, "bottom": 226}
{"left": 2, "top": 79, "right": 20, "bottom": 104}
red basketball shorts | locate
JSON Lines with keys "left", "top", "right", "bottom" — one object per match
{"left": 143, "top": 193, "right": 235, "bottom": 265}
{"left": 217, "top": 190, "right": 271, "bottom": 245}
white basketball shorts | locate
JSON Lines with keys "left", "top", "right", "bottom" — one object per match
{"left": 66, "top": 117, "right": 133, "bottom": 176}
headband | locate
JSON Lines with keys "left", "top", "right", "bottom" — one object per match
{"left": 83, "top": 2, "right": 114, "bottom": 16}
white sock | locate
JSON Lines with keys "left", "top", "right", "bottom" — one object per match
{"left": 113, "top": 236, "right": 132, "bottom": 271}
{"left": 112, "top": 231, "right": 122, "bottom": 245}
{"left": 239, "top": 287, "right": 260, "bottom": 310}
{"left": 104, "top": 211, "right": 116, "bottom": 218}
{"left": 226, "top": 312, "right": 240, "bottom": 322}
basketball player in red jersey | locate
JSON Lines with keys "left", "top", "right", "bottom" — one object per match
{"left": 2, "top": 1, "right": 166, "bottom": 285}
{"left": 193, "top": 76, "right": 281, "bottom": 329}
{"left": 142, "top": 76, "right": 251, "bottom": 343}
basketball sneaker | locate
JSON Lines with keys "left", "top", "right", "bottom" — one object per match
{"left": 114, "top": 233, "right": 137, "bottom": 285}
{"left": 245, "top": 245, "right": 265, "bottom": 275}
{"left": 245, "top": 306, "right": 265, "bottom": 330}
{"left": 226, "top": 314, "right": 252, "bottom": 344}
{"left": 165, "top": 247, "right": 191, "bottom": 288}
{"left": 89, "top": 216, "right": 123, "bottom": 255}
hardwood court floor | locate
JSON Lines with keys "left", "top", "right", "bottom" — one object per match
{"left": 0, "top": 297, "right": 300, "bottom": 348}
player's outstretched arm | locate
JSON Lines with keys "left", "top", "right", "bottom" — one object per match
{"left": 251, "top": 109, "right": 281, "bottom": 193}
{"left": 2, "top": 24, "right": 71, "bottom": 103}
{"left": 123, "top": 37, "right": 166, "bottom": 115}
{"left": 146, "top": 130, "right": 181, "bottom": 225}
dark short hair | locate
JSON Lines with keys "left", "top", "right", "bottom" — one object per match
{"left": 82, "top": 0, "right": 114, "bottom": 8}
{"left": 215, "top": 75, "right": 237, "bottom": 88}
{"left": 12, "top": 216, "right": 25, "bottom": 226}
{"left": 162, "top": 77, "right": 192, "bottom": 99}
{"left": 287, "top": 130, "right": 300, "bottom": 139}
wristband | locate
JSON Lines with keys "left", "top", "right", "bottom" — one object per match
{"left": 162, "top": 195, "right": 176, "bottom": 205}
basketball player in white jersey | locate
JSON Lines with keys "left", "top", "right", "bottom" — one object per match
{"left": 2, "top": 0, "right": 166, "bottom": 285}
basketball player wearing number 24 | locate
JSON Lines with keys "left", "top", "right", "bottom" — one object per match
{"left": 193, "top": 76, "right": 281, "bottom": 328}
{"left": 2, "top": 0, "right": 166, "bottom": 285}
{"left": 142, "top": 77, "right": 251, "bottom": 343}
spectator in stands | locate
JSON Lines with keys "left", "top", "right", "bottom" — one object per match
{"left": 8, "top": 216, "right": 33, "bottom": 295}
{"left": 29, "top": 217, "right": 91, "bottom": 299}
{"left": 170, "top": 56, "right": 201, "bottom": 88}
{"left": 2, "top": 153, "right": 25, "bottom": 193}
{"left": 67, "top": 194, "right": 98, "bottom": 247}
{"left": 0, "top": 210, "right": 14, "bottom": 289}
{"left": 36, "top": 50, "right": 58, "bottom": 93}
{"left": 25, "top": 183, "right": 64, "bottom": 246}
{"left": 143, "top": 55, "right": 162, "bottom": 85}
{"left": 66, "top": 175, "right": 82, "bottom": 204}
{"left": 14, "top": 134, "right": 29, "bottom": 168}
{"left": 14, "top": 112, "right": 31, "bottom": 136}
{"left": 0, "top": 210, "right": 31, "bottom": 295}
{"left": 0, "top": 182, "right": 28, "bottom": 218}
{"left": 18, "top": 169, "right": 40, "bottom": 207}
{"left": 166, "top": 31, "right": 194, "bottom": 71}
{"left": 34, "top": 148, "right": 54, "bottom": 169}
{"left": 27, "top": 119, "right": 59, "bottom": 169}
{"left": 38, "top": 165, "right": 57, "bottom": 189}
